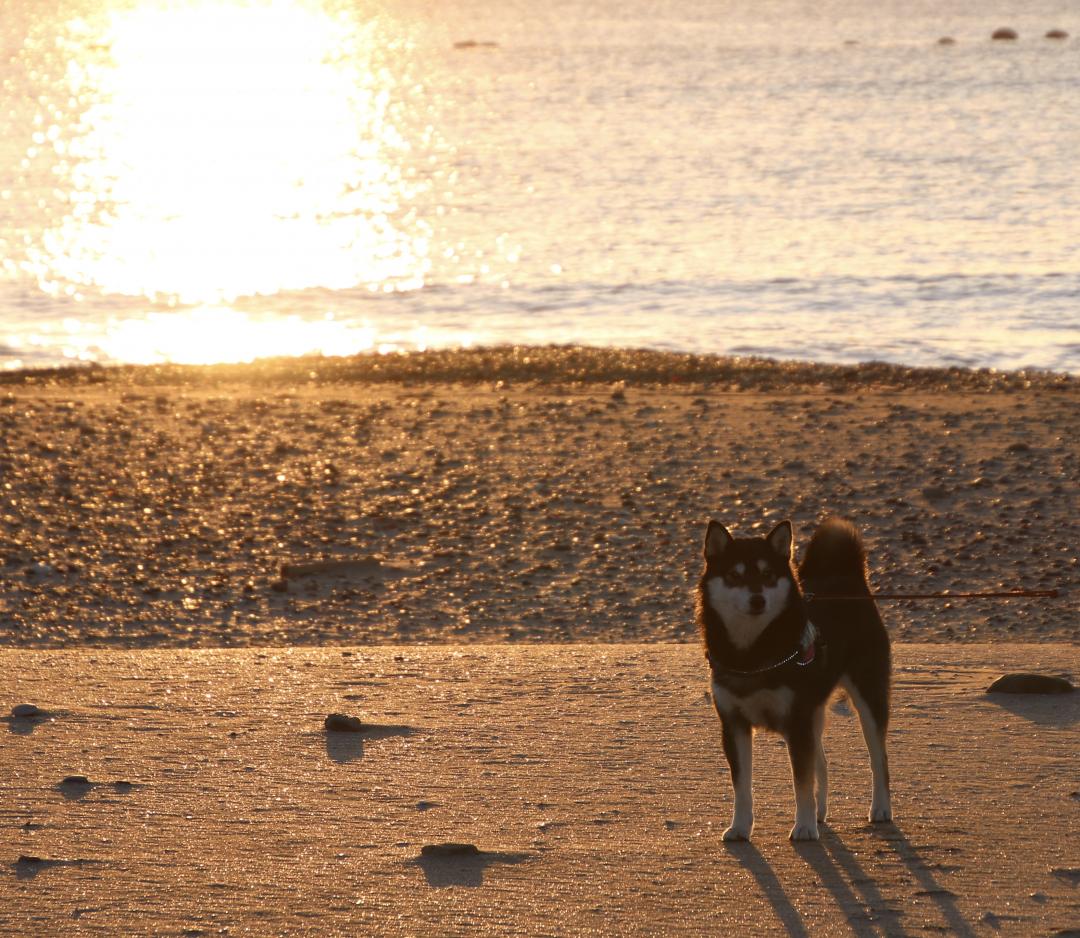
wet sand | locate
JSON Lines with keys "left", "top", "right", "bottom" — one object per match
{"left": 1, "top": 347, "right": 1077, "bottom": 647}
{"left": 2, "top": 644, "right": 1078, "bottom": 936}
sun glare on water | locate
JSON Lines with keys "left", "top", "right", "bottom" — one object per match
{"left": 29, "top": 0, "right": 430, "bottom": 364}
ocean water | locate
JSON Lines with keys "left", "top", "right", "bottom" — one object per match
{"left": 1, "top": 0, "right": 1079, "bottom": 372}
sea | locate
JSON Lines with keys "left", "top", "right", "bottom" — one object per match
{"left": 2, "top": 0, "right": 1079, "bottom": 373}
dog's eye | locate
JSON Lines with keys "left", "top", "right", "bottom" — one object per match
{"left": 761, "top": 571, "right": 777, "bottom": 586}
{"left": 724, "top": 570, "right": 744, "bottom": 584}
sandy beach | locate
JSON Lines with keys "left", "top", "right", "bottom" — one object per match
{"left": 1, "top": 348, "right": 1076, "bottom": 647}
{"left": 2, "top": 349, "right": 1078, "bottom": 936}
{"left": 2, "top": 643, "right": 1078, "bottom": 936}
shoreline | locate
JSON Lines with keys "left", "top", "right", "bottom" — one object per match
{"left": 2, "top": 344, "right": 1078, "bottom": 391}
{"left": 1, "top": 346, "right": 1077, "bottom": 649}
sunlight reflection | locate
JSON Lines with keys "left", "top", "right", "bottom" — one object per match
{"left": 93, "top": 307, "right": 378, "bottom": 365}
{"left": 26, "top": 0, "right": 429, "bottom": 362}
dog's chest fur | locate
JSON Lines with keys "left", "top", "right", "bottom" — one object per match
{"left": 711, "top": 682, "right": 794, "bottom": 730}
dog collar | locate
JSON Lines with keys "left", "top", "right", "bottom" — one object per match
{"left": 710, "top": 622, "right": 818, "bottom": 676}
{"left": 796, "top": 622, "right": 818, "bottom": 666}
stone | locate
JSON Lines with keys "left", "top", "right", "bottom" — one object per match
{"left": 987, "top": 673, "right": 1074, "bottom": 694}
{"left": 324, "top": 713, "right": 364, "bottom": 732}
{"left": 991, "top": 28, "right": 1018, "bottom": 41}
{"left": 1045, "top": 29, "right": 1068, "bottom": 40}
{"left": 11, "top": 704, "right": 43, "bottom": 718}
{"left": 421, "top": 843, "right": 480, "bottom": 857}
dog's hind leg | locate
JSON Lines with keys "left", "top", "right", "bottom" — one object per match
{"left": 786, "top": 717, "right": 820, "bottom": 841}
{"left": 842, "top": 676, "right": 892, "bottom": 823}
{"left": 813, "top": 704, "right": 828, "bottom": 823}
{"left": 719, "top": 713, "right": 754, "bottom": 841}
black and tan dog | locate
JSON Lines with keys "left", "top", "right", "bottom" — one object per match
{"left": 697, "top": 518, "right": 892, "bottom": 841}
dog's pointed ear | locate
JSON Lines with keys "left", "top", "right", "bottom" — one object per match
{"left": 766, "top": 520, "right": 793, "bottom": 560}
{"left": 704, "top": 520, "right": 734, "bottom": 561}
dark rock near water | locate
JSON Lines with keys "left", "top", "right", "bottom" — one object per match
{"left": 324, "top": 713, "right": 364, "bottom": 732}
{"left": 987, "top": 673, "right": 1074, "bottom": 694}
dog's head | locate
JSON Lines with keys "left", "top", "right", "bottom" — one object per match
{"left": 700, "top": 520, "right": 797, "bottom": 646}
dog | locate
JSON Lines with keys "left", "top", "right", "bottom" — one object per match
{"left": 697, "top": 517, "right": 892, "bottom": 841}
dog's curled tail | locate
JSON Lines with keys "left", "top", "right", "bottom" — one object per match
{"left": 798, "top": 517, "right": 871, "bottom": 596}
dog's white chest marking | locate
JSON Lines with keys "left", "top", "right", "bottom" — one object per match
{"left": 706, "top": 577, "right": 791, "bottom": 649}
{"left": 711, "top": 682, "right": 794, "bottom": 729}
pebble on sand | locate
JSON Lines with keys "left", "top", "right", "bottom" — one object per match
{"left": 991, "top": 27, "right": 1018, "bottom": 41}
{"left": 324, "top": 713, "right": 364, "bottom": 732}
{"left": 15, "top": 855, "right": 47, "bottom": 874}
{"left": 987, "top": 673, "right": 1075, "bottom": 694}
{"left": 1045, "top": 29, "right": 1068, "bottom": 40}
{"left": 420, "top": 843, "right": 481, "bottom": 857}
{"left": 11, "top": 704, "right": 44, "bottom": 718}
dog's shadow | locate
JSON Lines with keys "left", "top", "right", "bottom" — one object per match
{"left": 862, "top": 824, "right": 977, "bottom": 938}
{"left": 791, "top": 828, "right": 905, "bottom": 937}
{"left": 725, "top": 841, "right": 811, "bottom": 938}
{"left": 729, "top": 824, "right": 976, "bottom": 938}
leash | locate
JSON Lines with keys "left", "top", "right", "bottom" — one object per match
{"left": 804, "top": 588, "right": 1063, "bottom": 602}
{"left": 707, "top": 589, "right": 1066, "bottom": 679}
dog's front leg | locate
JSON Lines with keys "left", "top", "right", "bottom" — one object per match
{"left": 813, "top": 704, "right": 828, "bottom": 823}
{"left": 719, "top": 713, "right": 754, "bottom": 841}
{"left": 786, "top": 719, "right": 819, "bottom": 841}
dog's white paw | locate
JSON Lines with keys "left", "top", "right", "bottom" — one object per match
{"left": 722, "top": 824, "right": 752, "bottom": 842}
{"left": 869, "top": 805, "right": 892, "bottom": 824}
{"left": 789, "top": 821, "right": 820, "bottom": 841}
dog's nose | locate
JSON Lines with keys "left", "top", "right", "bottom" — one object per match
{"left": 748, "top": 593, "right": 766, "bottom": 613}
